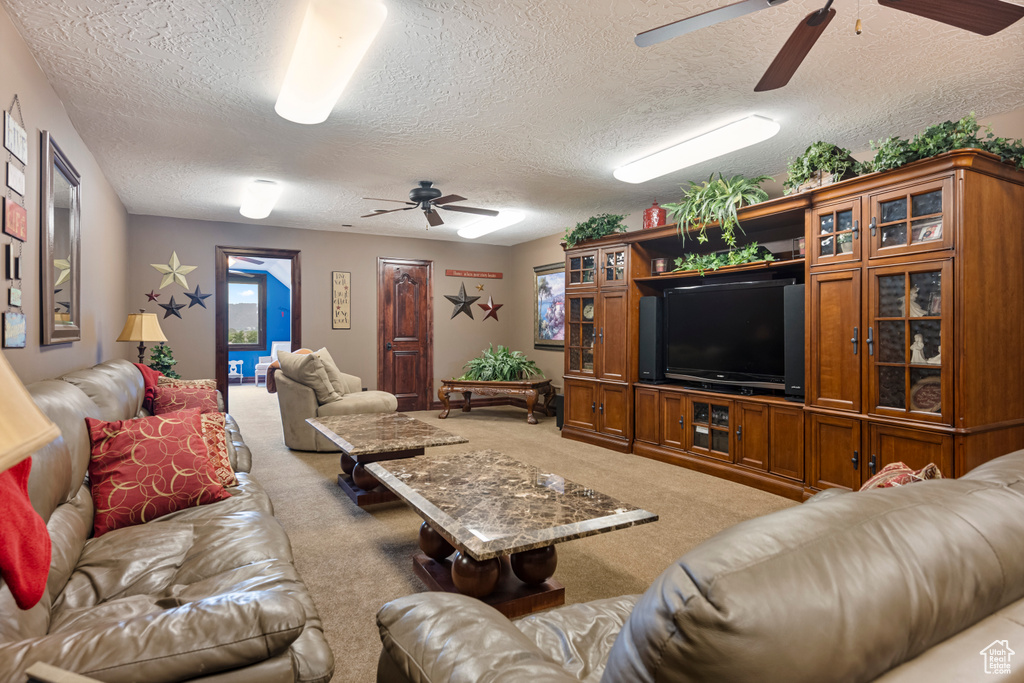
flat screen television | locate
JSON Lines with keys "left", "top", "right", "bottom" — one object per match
{"left": 663, "top": 279, "right": 795, "bottom": 390}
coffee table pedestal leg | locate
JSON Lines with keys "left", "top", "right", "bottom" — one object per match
{"left": 451, "top": 552, "right": 500, "bottom": 598}
{"left": 419, "top": 522, "right": 455, "bottom": 560}
{"left": 510, "top": 545, "right": 557, "bottom": 584}
{"left": 336, "top": 448, "right": 424, "bottom": 507}
{"left": 340, "top": 453, "right": 355, "bottom": 475}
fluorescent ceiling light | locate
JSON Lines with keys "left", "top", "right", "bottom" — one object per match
{"left": 275, "top": 0, "right": 388, "bottom": 124}
{"left": 239, "top": 180, "right": 282, "bottom": 219}
{"left": 458, "top": 210, "right": 525, "bottom": 239}
{"left": 613, "top": 115, "right": 781, "bottom": 184}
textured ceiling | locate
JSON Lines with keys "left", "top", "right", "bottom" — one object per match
{"left": 3, "top": 0, "right": 1023, "bottom": 245}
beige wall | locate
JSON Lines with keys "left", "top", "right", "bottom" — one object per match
{"left": 0, "top": 5, "right": 130, "bottom": 384}
{"left": 508, "top": 233, "right": 566, "bottom": 388}
{"left": 127, "top": 215, "right": 526, "bottom": 397}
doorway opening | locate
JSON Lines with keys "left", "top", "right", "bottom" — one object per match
{"left": 215, "top": 246, "right": 301, "bottom": 411}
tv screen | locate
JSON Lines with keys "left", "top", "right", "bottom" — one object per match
{"left": 663, "top": 279, "right": 793, "bottom": 388}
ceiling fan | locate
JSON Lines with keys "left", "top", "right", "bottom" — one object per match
{"left": 635, "top": 0, "right": 1024, "bottom": 91}
{"left": 228, "top": 255, "right": 264, "bottom": 277}
{"left": 361, "top": 181, "right": 499, "bottom": 227}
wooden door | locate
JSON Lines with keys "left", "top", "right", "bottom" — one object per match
{"left": 565, "top": 293, "right": 597, "bottom": 376}
{"left": 634, "top": 387, "right": 660, "bottom": 444}
{"left": 660, "top": 392, "right": 685, "bottom": 450}
{"left": 769, "top": 405, "right": 805, "bottom": 482}
{"left": 867, "top": 175, "right": 954, "bottom": 260}
{"left": 687, "top": 397, "right": 733, "bottom": 463}
{"left": 809, "top": 413, "right": 862, "bottom": 490}
{"left": 735, "top": 401, "right": 769, "bottom": 471}
{"left": 378, "top": 258, "right": 433, "bottom": 411}
{"left": 598, "top": 290, "right": 629, "bottom": 381}
{"left": 808, "top": 269, "right": 862, "bottom": 412}
{"left": 564, "top": 379, "right": 598, "bottom": 432}
{"left": 598, "top": 383, "right": 629, "bottom": 438}
{"left": 809, "top": 198, "right": 862, "bottom": 268}
{"left": 867, "top": 423, "right": 954, "bottom": 480}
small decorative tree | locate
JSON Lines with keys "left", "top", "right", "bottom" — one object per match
{"left": 148, "top": 343, "right": 181, "bottom": 379}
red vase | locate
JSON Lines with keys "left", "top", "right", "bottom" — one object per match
{"left": 643, "top": 201, "right": 666, "bottom": 230}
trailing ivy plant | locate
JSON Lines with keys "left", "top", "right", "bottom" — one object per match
{"left": 672, "top": 242, "right": 774, "bottom": 277}
{"left": 563, "top": 213, "right": 627, "bottom": 248}
{"left": 662, "top": 173, "right": 771, "bottom": 249}
{"left": 868, "top": 113, "right": 1024, "bottom": 173}
{"left": 456, "top": 344, "right": 544, "bottom": 382}
{"left": 784, "top": 141, "right": 858, "bottom": 194}
{"left": 147, "top": 343, "right": 181, "bottom": 379}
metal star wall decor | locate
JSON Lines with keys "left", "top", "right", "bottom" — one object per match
{"left": 158, "top": 295, "right": 185, "bottom": 319}
{"left": 145, "top": 290, "right": 160, "bottom": 301}
{"left": 151, "top": 251, "right": 197, "bottom": 289}
{"left": 54, "top": 256, "right": 71, "bottom": 286}
{"left": 475, "top": 283, "right": 485, "bottom": 292}
{"left": 445, "top": 282, "right": 480, "bottom": 319}
{"left": 478, "top": 295, "right": 503, "bottom": 321}
{"left": 184, "top": 284, "right": 211, "bottom": 308}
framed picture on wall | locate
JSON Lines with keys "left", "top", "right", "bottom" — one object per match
{"left": 332, "top": 271, "right": 351, "bottom": 330}
{"left": 3, "top": 311, "right": 26, "bottom": 348}
{"left": 4, "top": 111, "right": 28, "bottom": 165}
{"left": 533, "top": 262, "right": 565, "bottom": 350}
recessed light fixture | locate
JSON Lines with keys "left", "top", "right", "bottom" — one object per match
{"left": 457, "top": 210, "right": 525, "bottom": 239}
{"left": 613, "top": 115, "right": 781, "bottom": 184}
{"left": 239, "top": 180, "right": 282, "bottom": 219}
{"left": 275, "top": 0, "right": 388, "bottom": 125}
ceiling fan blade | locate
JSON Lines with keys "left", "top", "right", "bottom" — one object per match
{"left": 362, "top": 197, "right": 417, "bottom": 205}
{"left": 438, "top": 205, "right": 500, "bottom": 217}
{"left": 233, "top": 256, "right": 264, "bottom": 265}
{"left": 755, "top": 6, "right": 835, "bottom": 92}
{"left": 360, "top": 207, "right": 416, "bottom": 218}
{"left": 228, "top": 270, "right": 255, "bottom": 278}
{"left": 424, "top": 209, "right": 444, "bottom": 227}
{"left": 433, "top": 194, "right": 466, "bottom": 205}
{"left": 635, "top": 0, "right": 790, "bottom": 47}
{"left": 878, "top": 0, "right": 1024, "bottom": 35}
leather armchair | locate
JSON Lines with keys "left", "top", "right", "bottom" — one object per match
{"left": 376, "top": 449, "right": 1024, "bottom": 683}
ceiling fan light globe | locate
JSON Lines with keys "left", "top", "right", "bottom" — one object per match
{"left": 275, "top": 0, "right": 388, "bottom": 125}
{"left": 613, "top": 115, "right": 781, "bottom": 184}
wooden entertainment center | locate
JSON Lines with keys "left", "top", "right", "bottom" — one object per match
{"left": 561, "top": 150, "right": 1024, "bottom": 500}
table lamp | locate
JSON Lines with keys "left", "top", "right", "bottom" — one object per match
{"left": 116, "top": 310, "right": 167, "bottom": 363}
{"left": 0, "top": 349, "right": 60, "bottom": 473}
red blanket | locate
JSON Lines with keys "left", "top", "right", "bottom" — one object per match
{"left": 0, "top": 458, "right": 51, "bottom": 609}
{"left": 134, "top": 363, "right": 164, "bottom": 412}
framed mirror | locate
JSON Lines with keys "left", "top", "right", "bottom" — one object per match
{"left": 40, "top": 131, "right": 81, "bottom": 344}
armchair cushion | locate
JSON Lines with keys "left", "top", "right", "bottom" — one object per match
{"left": 278, "top": 351, "right": 341, "bottom": 405}
{"left": 317, "top": 391, "right": 398, "bottom": 417}
{"left": 315, "top": 347, "right": 360, "bottom": 395}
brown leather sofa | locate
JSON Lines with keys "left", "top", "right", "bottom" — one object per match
{"left": 375, "top": 449, "right": 1024, "bottom": 682}
{"left": 0, "top": 360, "right": 334, "bottom": 682}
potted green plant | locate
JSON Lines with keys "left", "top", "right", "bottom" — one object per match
{"left": 563, "top": 213, "right": 627, "bottom": 248}
{"left": 147, "top": 343, "right": 181, "bottom": 379}
{"left": 866, "top": 113, "right": 1024, "bottom": 173}
{"left": 784, "top": 141, "right": 858, "bottom": 194}
{"left": 662, "top": 173, "right": 771, "bottom": 249}
{"left": 456, "top": 344, "right": 544, "bottom": 382}
{"left": 672, "top": 242, "right": 775, "bottom": 277}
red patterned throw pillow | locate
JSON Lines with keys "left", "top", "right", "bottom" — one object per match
{"left": 152, "top": 384, "right": 218, "bottom": 415}
{"left": 86, "top": 410, "right": 230, "bottom": 537}
{"left": 200, "top": 412, "right": 237, "bottom": 487}
{"left": 859, "top": 461, "right": 943, "bottom": 491}
{"left": 157, "top": 377, "right": 218, "bottom": 390}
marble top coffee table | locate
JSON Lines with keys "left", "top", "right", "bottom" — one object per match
{"left": 366, "top": 449, "right": 658, "bottom": 617}
{"left": 307, "top": 413, "right": 468, "bottom": 507}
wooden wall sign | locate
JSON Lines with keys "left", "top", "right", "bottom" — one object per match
{"left": 3, "top": 197, "right": 27, "bottom": 242}
{"left": 445, "top": 269, "right": 502, "bottom": 279}
{"left": 332, "top": 271, "right": 351, "bottom": 329}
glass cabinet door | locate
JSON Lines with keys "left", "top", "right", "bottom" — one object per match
{"left": 867, "top": 260, "right": 952, "bottom": 424}
{"left": 565, "top": 293, "right": 596, "bottom": 375}
{"left": 599, "top": 246, "right": 629, "bottom": 288}
{"left": 566, "top": 250, "right": 597, "bottom": 290}
{"left": 687, "top": 398, "right": 732, "bottom": 462}
{"left": 868, "top": 177, "right": 954, "bottom": 259}
{"left": 809, "top": 199, "right": 861, "bottom": 267}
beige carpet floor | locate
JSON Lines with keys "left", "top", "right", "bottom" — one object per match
{"left": 227, "top": 385, "right": 796, "bottom": 683}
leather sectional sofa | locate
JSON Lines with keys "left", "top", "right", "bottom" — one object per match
{"left": 0, "top": 360, "right": 334, "bottom": 682}
{"left": 376, "top": 449, "right": 1024, "bottom": 682}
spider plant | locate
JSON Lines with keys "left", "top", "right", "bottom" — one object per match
{"left": 662, "top": 173, "right": 771, "bottom": 248}
{"left": 456, "top": 344, "right": 544, "bottom": 382}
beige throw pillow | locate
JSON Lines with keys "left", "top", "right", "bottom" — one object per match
{"left": 315, "top": 348, "right": 356, "bottom": 396}
{"left": 278, "top": 351, "right": 342, "bottom": 405}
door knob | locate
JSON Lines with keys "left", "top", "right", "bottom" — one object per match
{"left": 385, "top": 342, "right": 392, "bottom": 350}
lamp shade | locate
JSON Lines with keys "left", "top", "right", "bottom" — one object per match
{"left": 116, "top": 312, "right": 168, "bottom": 343}
{"left": 0, "top": 350, "right": 60, "bottom": 473}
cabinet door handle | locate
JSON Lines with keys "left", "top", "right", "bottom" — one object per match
{"left": 852, "top": 450, "right": 859, "bottom": 470}
{"left": 852, "top": 219, "right": 859, "bottom": 241}
{"left": 869, "top": 217, "right": 877, "bottom": 236}
{"left": 867, "top": 326, "right": 874, "bottom": 357}
{"left": 678, "top": 416, "right": 684, "bottom": 428}
{"left": 591, "top": 402, "right": 596, "bottom": 413}
{"left": 599, "top": 327, "right": 604, "bottom": 343}
{"left": 599, "top": 403, "right": 604, "bottom": 414}
{"left": 851, "top": 326, "right": 859, "bottom": 355}
{"left": 736, "top": 425, "right": 742, "bottom": 440}
{"left": 869, "top": 454, "right": 877, "bottom": 475}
